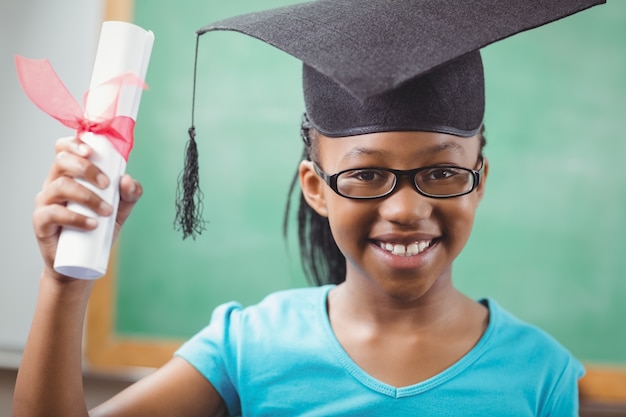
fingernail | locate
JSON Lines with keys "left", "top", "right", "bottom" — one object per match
{"left": 76, "top": 143, "right": 89, "bottom": 156}
{"left": 96, "top": 173, "right": 108, "bottom": 188}
{"left": 85, "top": 218, "right": 98, "bottom": 228}
{"left": 100, "top": 201, "right": 113, "bottom": 215}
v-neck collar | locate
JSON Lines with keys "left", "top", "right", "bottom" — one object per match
{"left": 317, "top": 285, "right": 496, "bottom": 398}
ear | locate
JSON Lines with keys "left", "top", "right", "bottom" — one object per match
{"left": 475, "top": 157, "right": 489, "bottom": 202}
{"left": 299, "top": 160, "right": 329, "bottom": 218}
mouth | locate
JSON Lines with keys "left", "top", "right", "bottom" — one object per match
{"left": 376, "top": 239, "right": 435, "bottom": 257}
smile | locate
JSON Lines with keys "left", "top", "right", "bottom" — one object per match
{"left": 378, "top": 240, "right": 432, "bottom": 257}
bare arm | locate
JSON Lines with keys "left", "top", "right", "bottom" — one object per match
{"left": 90, "top": 357, "right": 228, "bottom": 417}
{"left": 13, "top": 137, "right": 226, "bottom": 417}
{"left": 13, "top": 136, "right": 116, "bottom": 417}
{"left": 13, "top": 275, "right": 94, "bottom": 417}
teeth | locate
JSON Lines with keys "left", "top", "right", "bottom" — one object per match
{"left": 392, "top": 244, "right": 406, "bottom": 255}
{"left": 406, "top": 243, "right": 419, "bottom": 255}
{"left": 379, "top": 240, "right": 432, "bottom": 257}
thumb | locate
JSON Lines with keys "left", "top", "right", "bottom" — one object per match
{"left": 114, "top": 174, "right": 143, "bottom": 236}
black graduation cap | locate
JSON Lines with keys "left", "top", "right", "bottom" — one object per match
{"left": 176, "top": 0, "right": 605, "bottom": 239}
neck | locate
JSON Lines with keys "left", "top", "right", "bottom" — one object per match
{"left": 326, "top": 275, "right": 489, "bottom": 388}
{"left": 328, "top": 273, "right": 473, "bottom": 332}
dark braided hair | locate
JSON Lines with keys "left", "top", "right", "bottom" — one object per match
{"left": 284, "top": 114, "right": 487, "bottom": 287}
{"left": 283, "top": 114, "right": 346, "bottom": 286}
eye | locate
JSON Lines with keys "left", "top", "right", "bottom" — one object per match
{"left": 336, "top": 168, "right": 394, "bottom": 197}
{"left": 422, "top": 167, "right": 463, "bottom": 181}
{"left": 346, "top": 169, "right": 388, "bottom": 182}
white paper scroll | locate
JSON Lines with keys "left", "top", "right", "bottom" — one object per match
{"left": 54, "top": 21, "right": 154, "bottom": 279}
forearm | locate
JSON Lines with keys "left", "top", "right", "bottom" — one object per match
{"left": 13, "top": 272, "right": 95, "bottom": 417}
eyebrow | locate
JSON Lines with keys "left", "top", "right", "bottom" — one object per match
{"left": 342, "top": 147, "right": 388, "bottom": 160}
{"left": 421, "top": 140, "right": 467, "bottom": 155}
{"left": 340, "top": 140, "right": 467, "bottom": 162}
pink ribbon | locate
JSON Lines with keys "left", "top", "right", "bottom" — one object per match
{"left": 15, "top": 55, "right": 147, "bottom": 160}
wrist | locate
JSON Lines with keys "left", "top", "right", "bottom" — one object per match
{"left": 39, "top": 269, "right": 95, "bottom": 303}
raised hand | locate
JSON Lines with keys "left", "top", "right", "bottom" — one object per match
{"left": 32, "top": 136, "right": 142, "bottom": 279}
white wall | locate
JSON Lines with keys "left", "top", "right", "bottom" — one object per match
{"left": 0, "top": 0, "right": 103, "bottom": 367}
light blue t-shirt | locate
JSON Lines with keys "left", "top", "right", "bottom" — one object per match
{"left": 176, "top": 285, "right": 584, "bottom": 416}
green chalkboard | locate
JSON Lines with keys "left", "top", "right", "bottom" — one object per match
{"left": 116, "top": 0, "right": 626, "bottom": 365}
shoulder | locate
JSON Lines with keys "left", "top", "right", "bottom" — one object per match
{"left": 481, "top": 299, "right": 584, "bottom": 408}
{"left": 188, "top": 285, "right": 332, "bottom": 340}
{"left": 174, "top": 286, "right": 333, "bottom": 392}
{"left": 485, "top": 298, "right": 575, "bottom": 359}
{"left": 448, "top": 299, "right": 584, "bottom": 415}
{"left": 253, "top": 285, "right": 332, "bottom": 312}
{"left": 232, "top": 285, "right": 332, "bottom": 334}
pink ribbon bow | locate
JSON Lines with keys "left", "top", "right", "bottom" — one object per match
{"left": 15, "top": 55, "right": 147, "bottom": 160}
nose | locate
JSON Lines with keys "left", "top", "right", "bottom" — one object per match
{"left": 378, "top": 177, "right": 432, "bottom": 225}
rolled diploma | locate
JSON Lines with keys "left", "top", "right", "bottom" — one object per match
{"left": 54, "top": 21, "right": 154, "bottom": 279}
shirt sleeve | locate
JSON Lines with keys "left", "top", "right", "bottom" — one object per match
{"left": 542, "top": 355, "right": 586, "bottom": 417}
{"left": 174, "top": 301, "right": 243, "bottom": 416}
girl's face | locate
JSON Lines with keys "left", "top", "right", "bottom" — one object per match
{"left": 300, "top": 130, "right": 488, "bottom": 303}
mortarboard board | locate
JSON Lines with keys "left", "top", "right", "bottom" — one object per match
{"left": 176, "top": 0, "right": 606, "bottom": 239}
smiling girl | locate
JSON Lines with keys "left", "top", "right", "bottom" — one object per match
{"left": 13, "top": 1, "right": 605, "bottom": 416}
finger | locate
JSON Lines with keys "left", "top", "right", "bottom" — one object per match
{"left": 54, "top": 136, "right": 91, "bottom": 157}
{"left": 32, "top": 203, "right": 99, "bottom": 241}
{"left": 32, "top": 202, "right": 97, "bottom": 274}
{"left": 36, "top": 176, "right": 113, "bottom": 218}
{"left": 44, "top": 149, "right": 109, "bottom": 190}
{"left": 119, "top": 174, "right": 143, "bottom": 204}
{"left": 116, "top": 175, "right": 143, "bottom": 228}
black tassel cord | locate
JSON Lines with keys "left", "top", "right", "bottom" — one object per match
{"left": 174, "top": 33, "right": 206, "bottom": 239}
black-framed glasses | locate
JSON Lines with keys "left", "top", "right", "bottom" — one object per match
{"left": 313, "top": 158, "right": 484, "bottom": 200}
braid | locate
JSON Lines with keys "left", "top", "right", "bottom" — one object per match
{"left": 478, "top": 124, "right": 487, "bottom": 157}
{"left": 283, "top": 113, "right": 346, "bottom": 286}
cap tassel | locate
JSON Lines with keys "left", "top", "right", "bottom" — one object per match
{"left": 174, "top": 33, "right": 205, "bottom": 239}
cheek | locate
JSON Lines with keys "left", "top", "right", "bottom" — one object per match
{"left": 442, "top": 198, "right": 479, "bottom": 244}
{"left": 325, "top": 198, "right": 374, "bottom": 244}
